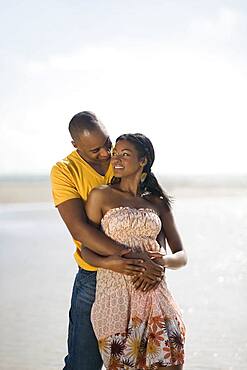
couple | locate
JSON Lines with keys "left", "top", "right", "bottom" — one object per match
{"left": 51, "top": 111, "right": 187, "bottom": 370}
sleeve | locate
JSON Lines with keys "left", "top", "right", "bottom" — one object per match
{"left": 50, "top": 163, "right": 81, "bottom": 207}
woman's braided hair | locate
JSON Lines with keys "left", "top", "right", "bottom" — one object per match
{"left": 112, "top": 133, "right": 171, "bottom": 210}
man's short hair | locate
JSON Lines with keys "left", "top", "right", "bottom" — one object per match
{"left": 69, "top": 111, "right": 101, "bottom": 139}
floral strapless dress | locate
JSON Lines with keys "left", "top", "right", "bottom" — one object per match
{"left": 91, "top": 207, "right": 185, "bottom": 369}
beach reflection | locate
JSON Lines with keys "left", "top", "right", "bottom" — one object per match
{"left": 0, "top": 195, "right": 247, "bottom": 370}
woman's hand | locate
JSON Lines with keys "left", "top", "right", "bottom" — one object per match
{"left": 147, "top": 250, "right": 167, "bottom": 266}
{"left": 148, "top": 250, "right": 188, "bottom": 269}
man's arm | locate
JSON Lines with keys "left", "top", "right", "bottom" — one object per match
{"left": 81, "top": 247, "right": 145, "bottom": 275}
{"left": 51, "top": 164, "right": 146, "bottom": 273}
{"left": 51, "top": 163, "right": 122, "bottom": 256}
{"left": 56, "top": 188, "right": 164, "bottom": 282}
{"left": 57, "top": 198, "right": 124, "bottom": 256}
{"left": 57, "top": 198, "right": 148, "bottom": 275}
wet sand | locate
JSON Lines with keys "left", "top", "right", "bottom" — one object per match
{"left": 0, "top": 192, "right": 247, "bottom": 369}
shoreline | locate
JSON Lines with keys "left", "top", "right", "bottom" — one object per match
{"left": 1, "top": 178, "right": 247, "bottom": 203}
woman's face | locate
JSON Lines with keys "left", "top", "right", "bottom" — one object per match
{"left": 111, "top": 139, "right": 145, "bottom": 178}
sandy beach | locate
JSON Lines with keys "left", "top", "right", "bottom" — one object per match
{"left": 1, "top": 175, "right": 247, "bottom": 203}
{"left": 0, "top": 177, "right": 247, "bottom": 370}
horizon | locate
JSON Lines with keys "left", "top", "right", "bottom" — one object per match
{"left": 1, "top": 172, "right": 247, "bottom": 183}
{"left": 1, "top": 172, "right": 247, "bottom": 205}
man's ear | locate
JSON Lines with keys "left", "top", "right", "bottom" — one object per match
{"left": 71, "top": 140, "right": 77, "bottom": 148}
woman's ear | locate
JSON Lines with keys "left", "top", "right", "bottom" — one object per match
{"left": 71, "top": 140, "right": 77, "bottom": 148}
{"left": 140, "top": 157, "right": 148, "bottom": 167}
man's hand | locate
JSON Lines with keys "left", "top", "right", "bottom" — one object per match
{"left": 132, "top": 256, "right": 165, "bottom": 292}
{"left": 142, "top": 253, "right": 165, "bottom": 279}
{"left": 132, "top": 275, "right": 162, "bottom": 292}
{"left": 126, "top": 250, "right": 165, "bottom": 292}
{"left": 102, "top": 249, "right": 146, "bottom": 275}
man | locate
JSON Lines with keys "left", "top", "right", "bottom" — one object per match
{"left": 50, "top": 111, "right": 164, "bottom": 370}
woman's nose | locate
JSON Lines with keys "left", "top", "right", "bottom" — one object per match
{"left": 111, "top": 154, "right": 122, "bottom": 162}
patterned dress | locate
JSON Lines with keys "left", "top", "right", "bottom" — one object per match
{"left": 91, "top": 207, "right": 185, "bottom": 369}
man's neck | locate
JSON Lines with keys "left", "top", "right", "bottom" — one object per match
{"left": 77, "top": 150, "right": 110, "bottom": 176}
{"left": 90, "top": 160, "right": 110, "bottom": 176}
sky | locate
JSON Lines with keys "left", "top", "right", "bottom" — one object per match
{"left": 0, "top": 0, "right": 246, "bottom": 175}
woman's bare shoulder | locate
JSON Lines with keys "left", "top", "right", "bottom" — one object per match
{"left": 88, "top": 184, "right": 112, "bottom": 197}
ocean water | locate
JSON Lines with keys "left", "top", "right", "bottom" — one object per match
{"left": 0, "top": 195, "right": 247, "bottom": 370}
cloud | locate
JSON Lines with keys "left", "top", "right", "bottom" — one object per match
{"left": 27, "top": 47, "right": 123, "bottom": 73}
{"left": 188, "top": 6, "right": 247, "bottom": 48}
{"left": 1, "top": 18, "right": 247, "bottom": 175}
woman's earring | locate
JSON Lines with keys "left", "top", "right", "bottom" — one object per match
{"left": 141, "top": 172, "right": 147, "bottom": 183}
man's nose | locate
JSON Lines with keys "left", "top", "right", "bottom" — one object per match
{"left": 99, "top": 147, "right": 110, "bottom": 158}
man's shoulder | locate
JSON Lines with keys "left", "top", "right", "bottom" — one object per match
{"left": 52, "top": 151, "right": 77, "bottom": 169}
{"left": 50, "top": 151, "right": 79, "bottom": 177}
{"left": 50, "top": 151, "right": 83, "bottom": 205}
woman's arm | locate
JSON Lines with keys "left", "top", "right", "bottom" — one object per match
{"left": 156, "top": 203, "right": 188, "bottom": 269}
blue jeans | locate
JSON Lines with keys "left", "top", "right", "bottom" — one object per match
{"left": 63, "top": 268, "right": 103, "bottom": 370}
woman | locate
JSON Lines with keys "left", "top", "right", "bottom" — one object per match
{"left": 81, "top": 133, "right": 187, "bottom": 370}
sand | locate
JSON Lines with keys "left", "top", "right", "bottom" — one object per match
{"left": 1, "top": 193, "right": 247, "bottom": 369}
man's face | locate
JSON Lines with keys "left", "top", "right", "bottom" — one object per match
{"left": 72, "top": 128, "right": 112, "bottom": 164}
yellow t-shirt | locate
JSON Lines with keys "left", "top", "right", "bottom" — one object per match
{"left": 50, "top": 150, "right": 113, "bottom": 271}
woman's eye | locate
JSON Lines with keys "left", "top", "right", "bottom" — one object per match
{"left": 111, "top": 152, "right": 129, "bottom": 157}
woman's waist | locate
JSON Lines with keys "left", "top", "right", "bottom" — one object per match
{"left": 106, "top": 236, "right": 161, "bottom": 252}
{"left": 96, "top": 268, "right": 167, "bottom": 290}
